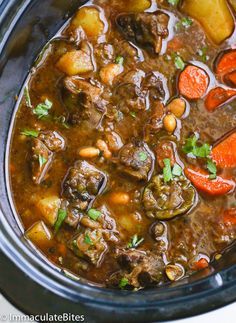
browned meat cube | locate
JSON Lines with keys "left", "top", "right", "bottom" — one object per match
{"left": 38, "top": 131, "right": 66, "bottom": 152}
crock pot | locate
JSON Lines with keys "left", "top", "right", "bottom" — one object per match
{"left": 0, "top": 1, "right": 236, "bottom": 322}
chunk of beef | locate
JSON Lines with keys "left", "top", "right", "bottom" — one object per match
{"left": 38, "top": 131, "right": 66, "bottom": 152}
{"left": 31, "top": 139, "right": 53, "bottom": 184}
{"left": 71, "top": 229, "right": 108, "bottom": 267}
{"left": 142, "top": 72, "right": 165, "bottom": 100}
{"left": 116, "top": 11, "right": 169, "bottom": 54}
{"left": 118, "top": 142, "right": 154, "bottom": 180}
{"left": 142, "top": 174, "right": 196, "bottom": 220}
{"left": 144, "top": 101, "right": 165, "bottom": 141}
{"left": 107, "top": 249, "right": 164, "bottom": 288}
{"left": 80, "top": 205, "right": 119, "bottom": 243}
{"left": 63, "top": 160, "right": 107, "bottom": 210}
{"left": 63, "top": 77, "right": 106, "bottom": 127}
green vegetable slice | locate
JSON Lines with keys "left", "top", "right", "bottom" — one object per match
{"left": 21, "top": 129, "right": 39, "bottom": 138}
{"left": 54, "top": 209, "right": 67, "bottom": 234}
{"left": 88, "top": 209, "right": 102, "bottom": 221}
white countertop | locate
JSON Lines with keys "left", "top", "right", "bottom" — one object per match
{"left": 0, "top": 293, "right": 236, "bottom": 323}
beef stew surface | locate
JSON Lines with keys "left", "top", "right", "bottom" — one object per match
{"left": 9, "top": 0, "right": 236, "bottom": 290}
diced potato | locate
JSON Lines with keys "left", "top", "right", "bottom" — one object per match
{"left": 229, "top": 0, "right": 236, "bottom": 12}
{"left": 71, "top": 7, "right": 104, "bottom": 39}
{"left": 100, "top": 63, "right": 122, "bottom": 85}
{"left": 56, "top": 50, "right": 93, "bottom": 76}
{"left": 181, "top": 0, "right": 234, "bottom": 44}
{"left": 25, "top": 221, "right": 52, "bottom": 247}
{"left": 127, "top": 0, "right": 151, "bottom": 12}
{"left": 36, "top": 196, "right": 61, "bottom": 226}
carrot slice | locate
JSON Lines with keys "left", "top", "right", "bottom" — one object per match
{"left": 223, "top": 208, "right": 236, "bottom": 225}
{"left": 179, "top": 65, "right": 209, "bottom": 100}
{"left": 205, "top": 87, "right": 236, "bottom": 112}
{"left": 216, "top": 50, "right": 236, "bottom": 75}
{"left": 224, "top": 70, "right": 236, "bottom": 87}
{"left": 185, "top": 167, "right": 235, "bottom": 196}
{"left": 193, "top": 258, "right": 209, "bottom": 270}
{"left": 211, "top": 132, "right": 236, "bottom": 168}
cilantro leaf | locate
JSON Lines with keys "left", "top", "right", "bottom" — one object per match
{"left": 88, "top": 209, "right": 101, "bottom": 221}
{"left": 38, "top": 155, "right": 47, "bottom": 168}
{"left": 138, "top": 151, "right": 148, "bottom": 162}
{"left": 21, "top": 129, "right": 39, "bottom": 138}
{"left": 115, "top": 55, "right": 124, "bottom": 65}
{"left": 119, "top": 277, "right": 129, "bottom": 289}
{"left": 24, "top": 86, "right": 32, "bottom": 108}
{"left": 182, "top": 135, "right": 211, "bottom": 158}
{"left": 172, "top": 163, "right": 182, "bottom": 176}
{"left": 174, "top": 55, "right": 185, "bottom": 70}
{"left": 84, "top": 233, "right": 93, "bottom": 245}
{"left": 163, "top": 158, "right": 173, "bottom": 183}
{"left": 54, "top": 209, "right": 67, "bottom": 233}
{"left": 33, "top": 99, "right": 53, "bottom": 119}
{"left": 181, "top": 17, "right": 192, "bottom": 28}
{"left": 127, "top": 234, "right": 144, "bottom": 248}
{"left": 207, "top": 159, "right": 217, "bottom": 179}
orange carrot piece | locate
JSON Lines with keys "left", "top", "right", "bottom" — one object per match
{"left": 216, "top": 50, "right": 236, "bottom": 75}
{"left": 205, "top": 87, "right": 236, "bottom": 112}
{"left": 185, "top": 167, "right": 235, "bottom": 196}
{"left": 178, "top": 65, "right": 209, "bottom": 100}
{"left": 193, "top": 258, "right": 209, "bottom": 270}
{"left": 58, "top": 243, "right": 67, "bottom": 256}
{"left": 224, "top": 70, "right": 236, "bottom": 87}
{"left": 223, "top": 208, "right": 236, "bottom": 225}
{"left": 211, "top": 132, "right": 236, "bottom": 168}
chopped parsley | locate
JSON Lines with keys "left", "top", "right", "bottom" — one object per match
{"left": 88, "top": 208, "right": 101, "bottom": 221}
{"left": 38, "top": 155, "right": 47, "bottom": 168}
{"left": 24, "top": 86, "right": 32, "bottom": 108}
{"left": 207, "top": 159, "right": 217, "bottom": 179}
{"left": 163, "top": 158, "right": 173, "bottom": 183}
{"left": 119, "top": 277, "right": 129, "bottom": 289}
{"left": 163, "top": 159, "right": 183, "bottom": 182}
{"left": 138, "top": 151, "right": 148, "bottom": 162}
{"left": 197, "top": 47, "right": 209, "bottom": 63}
{"left": 174, "top": 55, "right": 185, "bottom": 70}
{"left": 172, "top": 163, "right": 182, "bottom": 177}
{"left": 21, "top": 129, "right": 39, "bottom": 138}
{"left": 167, "top": 0, "right": 179, "bottom": 5}
{"left": 54, "top": 209, "right": 67, "bottom": 234}
{"left": 182, "top": 135, "right": 211, "bottom": 158}
{"left": 130, "top": 111, "right": 136, "bottom": 118}
{"left": 33, "top": 99, "right": 53, "bottom": 119}
{"left": 176, "top": 17, "right": 193, "bottom": 30}
{"left": 127, "top": 234, "right": 144, "bottom": 248}
{"left": 115, "top": 55, "right": 124, "bottom": 65}
{"left": 84, "top": 233, "right": 93, "bottom": 245}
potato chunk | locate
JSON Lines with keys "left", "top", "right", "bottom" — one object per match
{"left": 25, "top": 221, "right": 52, "bottom": 247}
{"left": 71, "top": 7, "right": 104, "bottom": 39}
{"left": 100, "top": 63, "right": 122, "bottom": 85}
{"left": 36, "top": 196, "right": 61, "bottom": 226}
{"left": 127, "top": 0, "right": 151, "bottom": 12}
{"left": 56, "top": 50, "right": 93, "bottom": 76}
{"left": 181, "top": 0, "right": 234, "bottom": 44}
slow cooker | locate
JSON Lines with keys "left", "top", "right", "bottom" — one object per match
{"left": 0, "top": 1, "right": 236, "bottom": 322}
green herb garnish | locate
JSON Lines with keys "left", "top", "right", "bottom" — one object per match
{"left": 119, "top": 277, "right": 129, "bottom": 289}
{"left": 38, "top": 155, "right": 47, "bottom": 168}
{"left": 198, "top": 47, "right": 209, "bottom": 63}
{"left": 33, "top": 99, "right": 52, "bottom": 119}
{"left": 24, "top": 86, "right": 32, "bottom": 108}
{"left": 168, "top": 0, "right": 179, "bottom": 5}
{"left": 21, "top": 129, "right": 39, "bottom": 138}
{"left": 54, "top": 209, "right": 67, "bottom": 233}
{"left": 127, "top": 234, "right": 144, "bottom": 248}
{"left": 130, "top": 111, "right": 136, "bottom": 118}
{"left": 182, "top": 135, "right": 211, "bottom": 158}
{"left": 181, "top": 17, "right": 192, "bottom": 28}
{"left": 115, "top": 55, "right": 124, "bottom": 65}
{"left": 54, "top": 115, "right": 70, "bottom": 129}
{"left": 88, "top": 209, "right": 102, "bottom": 221}
{"left": 174, "top": 55, "right": 185, "bottom": 70}
{"left": 207, "top": 159, "right": 217, "bottom": 179}
{"left": 138, "top": 151, "right": 148, "bottom": 162}
{"left": 163, "top": 158, "right": 173, "bottom": 183}
{"left": 84, "top": 233, "right": 93, "bottom": 245}
{"left": 172, "top": 163, "right": 182, "bottom": 176}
